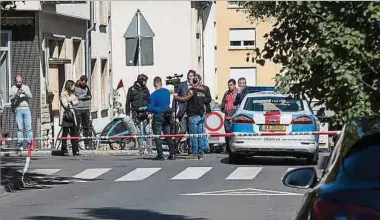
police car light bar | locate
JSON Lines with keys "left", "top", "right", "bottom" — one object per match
{"left": 245, "top": 86, "right": 277, "bottom": 94}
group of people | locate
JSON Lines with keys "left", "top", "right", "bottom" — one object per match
{"left": 124, "top": 70, "right": 212, "bottom": 160}
{"left": 59, "top": 76, "right": 92, "bottom": 156}
{"left": 1, "top": 71, "right": 249, "bottom": 159}
{"left": 220, "top": 77, "right": 249, "bottom": 152}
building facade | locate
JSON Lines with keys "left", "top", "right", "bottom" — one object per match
{"left": 215, "top": 1, "right": 281, "bottom": 101}
{"left": 0, "top": 1, "right": 112, "bottom": 149}
{"left": 110, "top": 1, "right": 217, "bottom": 107}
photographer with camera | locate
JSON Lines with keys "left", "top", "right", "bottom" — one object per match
{"left": 139, "top": 77, "right": 175, "bottom": 160}
{"left": 173, "top": 74, "right": 208, "bottom": 160}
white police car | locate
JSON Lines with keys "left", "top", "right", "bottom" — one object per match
{"left": 229, "top": 87, "right": 319, "bottom": 165}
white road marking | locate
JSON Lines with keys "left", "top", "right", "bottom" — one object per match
{"left": 226, "top": 167, "right": 263, "bottom": 180}
{"left": 171, "top": 167, "right": 213, "bottom": 180}
{"left": 180, "top": 188, "right": 303, "bottom": 196}
{"left": 29, "top": 169, "right": 61, "bottom": 175}
{"left": 115, "top": 168, "right": 161, "bottom": 182}
{"left": 72, "top": 168, "right": 111, "bottom": 182}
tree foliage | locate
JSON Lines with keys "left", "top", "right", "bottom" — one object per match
{"left": 242, "top": 1, "right": 380, "bottom": 124}
{"left": 1, "top": 1, "right": 18, "bottom": 12}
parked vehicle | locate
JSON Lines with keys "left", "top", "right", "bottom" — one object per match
{"left": 282, "top": 115, "right": 380, "bottom": 219}
{"left": 229, "top": 86, "right": 320, "bottom": 164}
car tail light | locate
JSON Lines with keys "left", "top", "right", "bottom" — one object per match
{"left": 232, "top": 115, "right": 255, "bottom": 124}
{"left": 291, "top": 116, "right": 313, "bottom": 124}
{"left": 313, "top": 200, "right": 380, "bottom": 220}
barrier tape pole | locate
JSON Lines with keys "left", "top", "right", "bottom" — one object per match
{"left": 21, "top": 139, "right": 36, "bottom": 185}
{"left": 0, "top": 131, "right": 341, "bottom": 142}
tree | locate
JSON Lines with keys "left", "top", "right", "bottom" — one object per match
{"left": 1, "top": 1, "right": 18, "bottom": 12}
{"left": 242, "top": 1, "right": 380, "bottom": 124}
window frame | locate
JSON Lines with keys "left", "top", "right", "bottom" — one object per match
{"left": 229, "top": 67, "right": 257, "bottom": 86}
{"left": 0, "top": 30, "right": 12, "bottom": 105}
{"left": 229, "top": 28, "right": 256, "bottom": 50}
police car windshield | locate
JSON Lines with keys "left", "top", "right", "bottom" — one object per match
{"left": 243, "top": 96, "right": 304, "bottom": 112}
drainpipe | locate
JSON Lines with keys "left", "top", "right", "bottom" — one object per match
{"left": 108, "top": 1, "right": 114, "bottom": 118}
{"left": 85, "top": 1, "right": 95, "bottom": 116}
{"left": 85, "top": 1, "right": 95, "bottom": 87}
{"left": 200, "top": 2, "right": 211, "bottom": 81}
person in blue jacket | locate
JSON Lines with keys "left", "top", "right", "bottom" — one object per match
{"left": 140, "top": 77, "right": 176, "bottom": 160}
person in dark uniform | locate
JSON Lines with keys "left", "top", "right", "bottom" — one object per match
{"left": 125, "top": 74, "right": 152, "bottom": 154}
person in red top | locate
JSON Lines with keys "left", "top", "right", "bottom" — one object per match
{"left": 221, "top": 79, "right": 238, "bottom": 153}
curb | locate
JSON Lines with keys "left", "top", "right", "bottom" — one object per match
{"left": 1, "top": 149, "right": 169, "bottom": 157}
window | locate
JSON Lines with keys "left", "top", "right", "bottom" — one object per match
{"left": 0, "top": 30, "right": 12, "bottom": 104}
{"left": 48, "top": 39, "right": 66, "bottom": 59}
{"left": 73, "top": 40, "right": 83, "bottom": 79}
{"left": 229, "top": 28, "right": 256, "bottom": 49}
{"left": 100, "top": 59, "right": 108, "bottom": 108}
{"left": 91, "top": 59, "right": 98, "bottom": 109}
{"left": 244, "top": 97, "right": 304, "bottom": 112}
{"left": 230, "top": 67, "right": 257, "bottom": 86}
{"left": 228, "top": 1, "right": 243, "bottom": 8}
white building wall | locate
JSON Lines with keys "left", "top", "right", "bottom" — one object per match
{"left": 110, "top": 1, "right": 196, "bottom": 108}
{"left": 90, "top": 1, "right": 112, "bottom": 132}
{"left": 203, "top": 3, "right": 217, "bottom": 100}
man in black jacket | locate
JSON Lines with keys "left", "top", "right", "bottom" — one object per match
{"left": 125, "top": 74, "right": 152, "bottom": 154}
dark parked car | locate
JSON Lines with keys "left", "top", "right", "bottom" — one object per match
{"left": 282, "top": 115, "right": 380, "bottom": 219}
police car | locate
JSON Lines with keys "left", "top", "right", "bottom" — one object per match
{"left": 229, "top": 87, "right": 319, "bottom": 165}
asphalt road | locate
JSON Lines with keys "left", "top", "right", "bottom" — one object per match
{"left": 0, "top": 154, "right": 320, "bottom": 220}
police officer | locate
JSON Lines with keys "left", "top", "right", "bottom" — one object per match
{"left": 125, "top": 74, "right": 152, "bottom": 155}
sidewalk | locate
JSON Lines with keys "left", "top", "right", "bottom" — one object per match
{"left": 0, "top": 149, "right": 170, "bottom": 157}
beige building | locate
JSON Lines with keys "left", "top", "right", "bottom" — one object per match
{"left": 215, "top": 1, "right": 281, "bottom": 101}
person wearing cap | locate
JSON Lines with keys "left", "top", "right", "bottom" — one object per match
{"left": 9, "top": 74, "right": 33, "bottom": 151}
{"left": 125, "top": 74, "right": 152, "bottom": 155}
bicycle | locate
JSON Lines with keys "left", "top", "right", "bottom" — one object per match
{"left": 55, "top": 118, "right": 98, "bottom": 151}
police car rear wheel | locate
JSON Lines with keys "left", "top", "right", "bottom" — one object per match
{"left": 229, "top": 152, "right": 243, "bottom": 164}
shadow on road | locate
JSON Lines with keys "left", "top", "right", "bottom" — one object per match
{"left": 220, "top": 155, "right": 309, "bottom": 166}
{"left": 1, "top": 166, "right": 99, "bottom": 192}
{"left": 25, "top": 207, "right": 208, "bottom": 220}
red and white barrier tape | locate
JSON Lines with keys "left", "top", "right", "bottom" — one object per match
{"left": 21, "top": 139, "right": 36, "bottom": 184}
{"left": 0, "top": 131, "right": 341, "bottom": 142}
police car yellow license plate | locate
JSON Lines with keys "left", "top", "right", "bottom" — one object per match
{"left": 261, "top": 125, "right": 286, "bottom": 132}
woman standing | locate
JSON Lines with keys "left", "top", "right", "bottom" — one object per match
{"left": 60, "top": 80, "right": 80, "bottom": 156}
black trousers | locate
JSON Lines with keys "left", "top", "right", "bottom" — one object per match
{"left": 75, "top": 109, "right": 90, "bottom": 146}
{"left": 61, "top": 126, "right": 79, "bottom": 154}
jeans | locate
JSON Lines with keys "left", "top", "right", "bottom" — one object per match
{"left": 188, "top": 115, "right": 207, "bottom": 155}
{"left": 15, "top": 107, "right": 33, "bottom": 148}
{"left": 75, "top": 109, "right": 90, "bottom": 146}
{"left": 152, "top": 113, "right": 174, "bottom": 156}
{"left": 136, "top": 119, "right": 152, "bottom": 149}
{"left": 224, "top": 119, "right": 233, "bottom": 153}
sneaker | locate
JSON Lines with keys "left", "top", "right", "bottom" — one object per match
{"left": 153, "top": 155, "right": 165, "bottom": 160}
{"left": 167, "top": 154, "right": 176, "bottom": 160}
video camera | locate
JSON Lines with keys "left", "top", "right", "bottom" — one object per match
{"left": 165, "top": 74, "right": 183, "bottom": 89}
